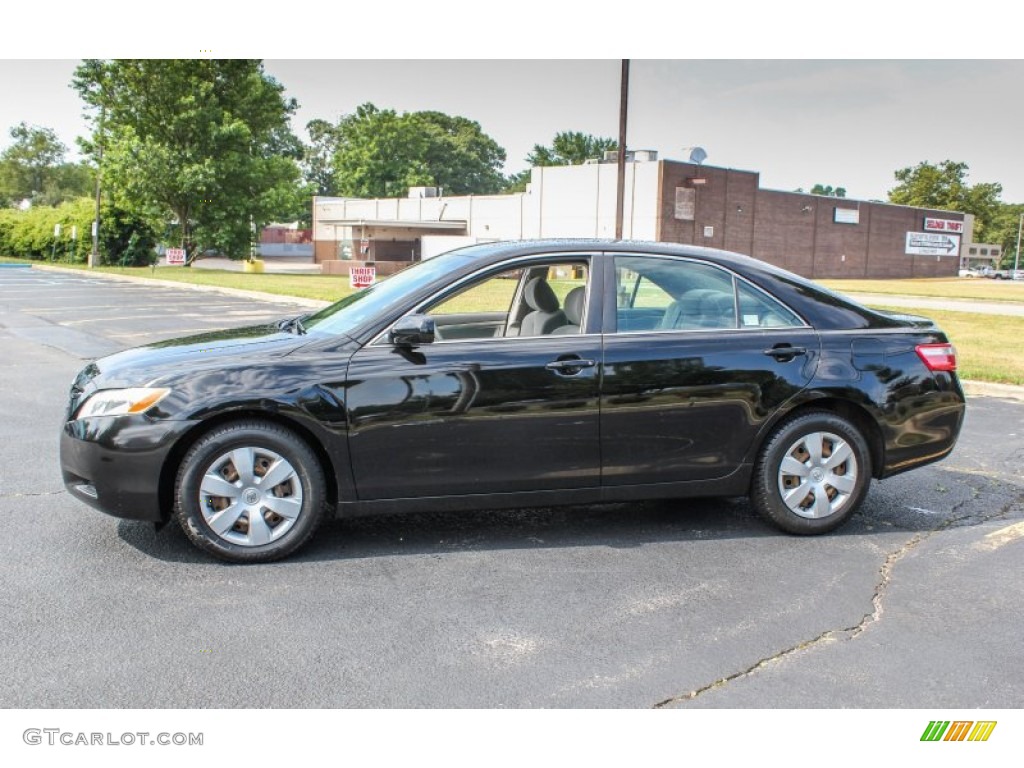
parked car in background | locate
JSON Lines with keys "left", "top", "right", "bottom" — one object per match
{"left": 958, "top": 267, "right": 982, "bottom": 278}
{"left": 60, "top": 240, "right": 967, "bottom": 562}
{"left": 985, "top": 267, "right": 1018, "bottom": 280}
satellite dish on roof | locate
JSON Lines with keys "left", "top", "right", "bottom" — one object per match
{"left": 683, "top": 146, "right": 707, "bottom": 165}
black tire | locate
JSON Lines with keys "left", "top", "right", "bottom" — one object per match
{"left": 750, "top": 411, "right": 871, "bottom": 535}
{"left": 174, "top": 420, "right": 327, "bottom": 563}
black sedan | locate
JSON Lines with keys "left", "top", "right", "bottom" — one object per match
{"left": 60, "top": 240, "right": 966, "bottom": 562}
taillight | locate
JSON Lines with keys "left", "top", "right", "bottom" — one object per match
{"left": 916, "top": 343, "right": 957, "bottom": 372}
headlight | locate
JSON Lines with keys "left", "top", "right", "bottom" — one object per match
{"left": 75, "top": 387, "right": 171, "bottom": 419}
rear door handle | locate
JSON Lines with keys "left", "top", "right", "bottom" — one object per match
{"left": 763, "top": 345, "right": 807, "bottom": 360}
{"left": 545, "top": 357, "right": 596, "bottom": 373}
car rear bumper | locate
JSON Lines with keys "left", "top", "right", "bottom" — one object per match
{"left": 879, "top": 379, "right": 966, "bottom": 478}
{"left": 60, "top": 416, "right": 199, "bottom": 522}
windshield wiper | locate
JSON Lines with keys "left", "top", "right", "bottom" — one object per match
{"left": 276, "top": 315, "right": 307, "bottom": 335}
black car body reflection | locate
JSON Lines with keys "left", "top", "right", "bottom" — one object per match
{"left": 60, "top": 240, "right": 966, "bottom": 562}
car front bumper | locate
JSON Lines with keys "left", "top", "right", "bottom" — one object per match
{"left": 60, "top": 416, "right": 199, "bottom": 522}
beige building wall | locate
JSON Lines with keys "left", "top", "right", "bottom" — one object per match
{"left": 313, "top": 158, "right": 663, "bottom": 255}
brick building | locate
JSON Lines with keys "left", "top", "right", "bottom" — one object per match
{"left": 312, "top": 155, "right": 968, "bottom": 279}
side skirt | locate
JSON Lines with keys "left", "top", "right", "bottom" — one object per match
{"left": 334, "top": 465, "right": 753, "bottom": 519}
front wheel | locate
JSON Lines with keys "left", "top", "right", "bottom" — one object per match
{"left": 174, "top": 421, "right": 327, "bottom": 563}
{"left": 750, "top": 411, "right": 871, "bottom": 535}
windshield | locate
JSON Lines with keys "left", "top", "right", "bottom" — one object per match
{"left": 302, "top": 246, "right": 490, "bottom": 337}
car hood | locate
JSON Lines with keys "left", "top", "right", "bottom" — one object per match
{"left": 74, "top": 323, "right": 318, "bottom": 391}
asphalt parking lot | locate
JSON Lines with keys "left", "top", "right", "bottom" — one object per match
{"left": 1, "top": 267, "right": 1022, "bottom": 708}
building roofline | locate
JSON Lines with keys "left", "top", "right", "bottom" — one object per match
{"left": 315, "top": 218, "right": 468, "bottom": 230}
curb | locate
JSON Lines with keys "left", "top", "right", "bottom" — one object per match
{"left": 31, "top": 263, "right": 331, "bottom": 310}
{"left": 962, "top": 380, "right": 1024, "bottom": 402}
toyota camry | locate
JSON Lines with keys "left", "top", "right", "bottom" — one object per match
{"left": 60, "top": 240, "right": 966, "bottom": 562}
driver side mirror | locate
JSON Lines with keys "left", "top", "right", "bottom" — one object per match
{"left": 389, "top": 314, "right": 435, "bottom": 346}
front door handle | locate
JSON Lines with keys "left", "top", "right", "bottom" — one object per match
{"left": 545, "top": 357, "right": 596, "bottom": 374}
{"left": 763, "top": 345, "right": 807, "bottom": 361}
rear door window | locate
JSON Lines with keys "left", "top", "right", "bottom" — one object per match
{"left": 613, "top": 256, "right": 736, "bottom": 332}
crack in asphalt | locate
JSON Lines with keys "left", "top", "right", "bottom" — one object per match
{"left": 652, "top": 490, "right": 1024, "bottom": 708}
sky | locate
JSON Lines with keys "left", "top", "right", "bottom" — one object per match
{"left": 2, "top": 5, "right": 1022, "bottom": 204}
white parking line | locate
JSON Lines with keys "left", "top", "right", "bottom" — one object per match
{"left": 107, "top": 328, "right": 220, "bottom": 339}
{"left": 61, "top": 316, "right": 167, "bottom": 325}
{"left": 974, "top": 521, "right": 1024, "bottom": 551}
{"left": 27, "top": 306, "right": 159, "bottom": 313}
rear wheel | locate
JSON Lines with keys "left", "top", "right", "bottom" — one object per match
{"left": 174, "top": 421, "right": 326, "bottom": 563}
{"left": 751, "top": 411, "right": 871, "bottom": 535}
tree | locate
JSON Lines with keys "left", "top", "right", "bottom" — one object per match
{"left": 331, "top": 103, "right": 506, "bottom": 198}
{"left": 333, "top": 104, "right": 429, "bottom": 198}
{"left": 72, "top": 59, "right": 303, "bottom": 261}
{"left": 502, "top": 131, "right": 618, "bottom": 192}
{"left": 0, "top": 122, "right": 93, "bottom": 206}
{"left": 985, "top": 203, "right": 1024, "bottom": 267}
{"left": 302, "top": 118, "right": 340, "bottom": 197}
{"left": 888, "top": 160, "right": 1003, "bottom": 242}
{"left": 414, "top": 111, "right": 506, "bottom": 195}
{"left": 810, "top": 184, "right": 847, "bottom": 198}
{"left": 526, "top": 131, "right": 617, "bottom": 167}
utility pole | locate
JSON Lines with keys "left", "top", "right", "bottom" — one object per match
{"left": 1014, "top": 211, "right": 1022, "bottom": 278}
{"left": 614, "top": 60, "right": 629, "bottom": 241}
{"left": 90, "top": 104, "right": 105, "bottom": 269}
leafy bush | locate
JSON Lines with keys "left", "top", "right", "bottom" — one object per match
{"left": 0, "top": 197, "right": 156, "bottom": 265}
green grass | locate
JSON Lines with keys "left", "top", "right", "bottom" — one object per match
{"left": 822, "top": 277, "right": 1024, "bottom": 303}
{"left": 869, "top": 304, "right": 1024, "bottom": 386}
{"left": 40, "top": 262, "right": 356, "bottom": 303}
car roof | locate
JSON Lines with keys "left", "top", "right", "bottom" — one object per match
{"left": 450, "top": 238, "right": 798, "bottom": 279}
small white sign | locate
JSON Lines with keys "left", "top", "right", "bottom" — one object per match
{"left": 924, "top": 217, "right": 964, "bottom": 233}
{"left": 703, "top": 225, "right": 714, "bottom": 238}
{"left": 905, "top": 232, "right": 960, "bottom": 256}
{"left": 92, "top": 221, "right": 98, "bottom": 238}
{"left": 834, "top": 207, "right": 859, "bottom": 224}
{"left": 165, "top": 248, "right": 187, "bottom": 266}
{"left": 70, "top": 226, "right": 77, "bottom": 240}
{"left": 53, "top": 223, "right": 61, "bottom": 237}
{"left": 349, "top": 265, "right": 377, "bottom": 289}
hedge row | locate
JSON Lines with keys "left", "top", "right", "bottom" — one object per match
{"left": 0, "top": 198, "right": 157, "bottom": 266}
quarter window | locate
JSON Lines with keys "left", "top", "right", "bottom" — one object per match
{"left": 736, "top": 281, "right": 803, "bottom": 328}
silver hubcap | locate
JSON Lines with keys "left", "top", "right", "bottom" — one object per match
{"left": 199, "top": 447, "right": 303, "bottom": 546}
{"left": 777, "top": 431, "right": 857, "bottom": 519}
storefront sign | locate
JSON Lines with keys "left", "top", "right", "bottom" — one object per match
{"left": 349, "top": 265, "right": 377, "bottom": 289}
{"left": 905, "top": 232, "right": 960, "bottom": 256}
{"left": 924, "top": 217, "right": 964, "bottom": 233}
{"left": 834, "top": 207, "right": 859, "bottom": 224}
